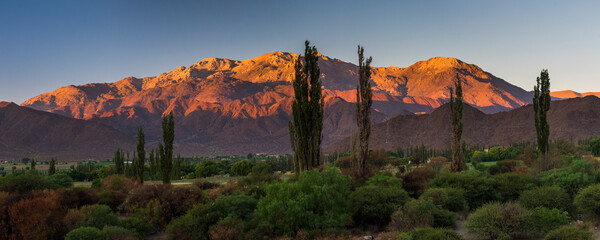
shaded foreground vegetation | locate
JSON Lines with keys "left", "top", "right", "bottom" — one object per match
{"left": 0, "top": 138, "right": 600, "bottom": 239}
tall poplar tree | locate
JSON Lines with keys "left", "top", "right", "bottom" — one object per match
{"left": 160, "top": 112, "right": 175, "bottom": 183}
{"left": 49, "top": 157, "right": 56, "bottom": 175}
{"left": 149, "top": 149, "right": 156, "bottom": 180}
{"left": 114, "top": 148, "right": 124, "bottom": 175}
{"left": 533, "top": 69, "right": 551, "bottom": 169}
{"left": 355, "top": 45, "right": 373, "bottom": 172}
{"left": 173, "top": 153, "right": 181, "bottom": 179}
{"left": 30, "top": 158, "right": 36, "bottom": 171}
{"left": 449, "top": 73, "right": 465, "bottom": 172}
{"left": 136, "top": 126, "right": 145, "bottom": 184}
{"left": 288, "top": 40, "right": 324, "bottom": 174}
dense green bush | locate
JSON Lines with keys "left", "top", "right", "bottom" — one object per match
{"left": 365, "top": 172, "right": 403, "bottom": 187}
{"left": 538, "top": 158, "right": 597, "bottom": 196}
{"left": 419, "top": 187, "right": 467, "bottom": 212}
{"left": 255, "top": 167, "right": 351, "bottom": 236}
{"left": 349, "top": 184, "right": 409, "bottom": 226}
{"left": 195, "top": 161, "right": 221, "bottom": 178}
{"left": 388, "top": 198, "right": 456, "bottom": 231}
{"left": 397, "top": 227, "right": 464, "bottom": 240}
{"left": 518, "top": 186, "right": 571, "bottom": 211}
{"left": 96, "top": 190, "right": 126, "bottom": 210}
{"left": 590, "top": 138, "right": 600, "bottom": 156}
{"left": 471, "top": 150, "right": 489, "bottom": 163}
{"left": 166, "top": 204, "right": 221, "bottom": 240}
{"left": 544, "top": 225, "right": 594, "bottom": 240}
{"left": 101, "top": 225, "right": 138, "bottom": 240}
{"left": 492, "top": 172, "right": 535, "bottom": 201}
{"left": 529, "top": 207, "right": 570, "bottom": 234}
{"left": 465, "top": 202, "right": 530, "bottom": 240}
{"left": 69, "top": 204, "right": 118, "bottom": 229}
{"left": 166, "top": 194, "right": 258, "bottom": 240}
{"left": 429, "top": 171, "right": 500, "bottom": 209}
{"left": 64, "top": 227, "right": 103, "bottom": 240}
{"left": 240, "top": 162, "right": 279, "bottom": 186}
{"left": 91, "top": 178, "right": 101, "bottom": 189}
{"left": 67, "top": 170, "right": 92, "bottom": 182}
{"left": 574, "top": 183, "right": 600, "bottom": 218}
{"left": 118, "top": 215, "right": 153, "bottom": 237}
{"left": 230, "top": 160, "right": 254, "bottom": 176}
{"left": 0, "top": 172, "right": 55, "bottom": 193}
{"left": 47, "top": 173, "right": 74, "bottom": 188}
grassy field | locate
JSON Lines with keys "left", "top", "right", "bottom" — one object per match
{"left": 74, "top": 176, "right": 244, "bottom": 187}
{"left": 73, "top": 173, "right": 295, "bottom": 188}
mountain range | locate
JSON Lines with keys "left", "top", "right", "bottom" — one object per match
{"left": 0, "top": 52, "right": 597, "bottom": 160}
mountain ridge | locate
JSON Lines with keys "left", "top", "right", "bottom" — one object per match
{"left": 12, "top": 52, "right": 596, "bottom": 157}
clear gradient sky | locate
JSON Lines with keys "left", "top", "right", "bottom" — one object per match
{"left": 1, "top": 0, "right": 599, "bottom": 104}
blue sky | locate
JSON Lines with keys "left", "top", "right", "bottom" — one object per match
{"left": 1, "top": 0, "right": 599, "bottom": 103}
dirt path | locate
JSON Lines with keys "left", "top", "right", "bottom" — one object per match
{"left": 455, "top": 220, "right": 474, "bottom": 240}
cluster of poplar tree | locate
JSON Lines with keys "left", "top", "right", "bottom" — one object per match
{"left": 112, "top": 111, "right": 181, "bottom": 184}
{"left": 288, "top": 40, "right": 552, "bottom": 175}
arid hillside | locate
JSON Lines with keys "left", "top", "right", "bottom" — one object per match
{"left": 0, "top": 102, "right": 133, "bottom": 160}
{"left": 327, "top": 96, "right": 600, "bottom": 152}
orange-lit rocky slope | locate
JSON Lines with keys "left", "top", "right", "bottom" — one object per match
{"left": 551, "top": 90, "right": 600, "bottom": 99}
{"left": 20, "top": 52, "right": 536, "bottom": 156}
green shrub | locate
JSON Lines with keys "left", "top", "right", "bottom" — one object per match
{"left": 471, "top": 150, "right": 489, "bottom": 163}
{"left": 255, "top": 167, "right": 351, "bottom": 236}
{"left": 574, "top": 183, "right": 600, "bottom": 218}
{"left": 91, "top": 178, "right": 101, "bottom": 189}
{"left": 365, "top": 172, "right": 403, "bottom": 188}
{"left": 538, "top": 159, "right": 597, "bottom": 196}
{"left": 529, "top": 207, "right": 571, "bottom": 234}
{"left": 419, "top": 187, "right": 467, "bottom": 212}
{"left": 397, "top": 227, "right": 464, "bottom": 240}
{"left": 96, "top": 190, "right": 126, "bottom": 210}
{"left": 166, "top": 194, "right": 258, "bottom": 240}
{"left": 64, "top": 227, "right": 103, "bottom": 240}
{"left": 195, "top": 161, "right": 221, "bottom": 178}
{"left": 0, "top": 171, "right": 55, "bottom": 193}
{"left": 389, "top": 198, "right": 456, "bottom": 231}
{"left": 122, "top": 184, "right": 203, "bottom": 228}
{"left": 429, "top": 171, "right": 500, "bottom": 209}
{"left": 118, "top": 215, "right": 152, "bottom": 236}
{"left": 349, "top": 185, "right": 410, "bottom": 226}
{"left": 230, "top": 160, "right": 255, "bottom": 176}
{"left": 431, "top": 207, "right": 457, "bottom": 229}
{"left": 518, "top": 186, "right": 571, "bottom": 211}
{"left": 47, "top": 173, "right": 74, "bottom": 188}
{"left": 101, "top": 225, "right": 138, "bottom": 240}
{"left": 544, "top": 225, "right": 593, "bottom": 240}
{"left": 588, "top": 138, "right": 600, "bottom": 157}
{"left": 492, "top": 172, "right": 535, "bottom": 201}
{"left": 77, "top": 204, "right": 118, "bottom": 229}
{"left": 465, "top": 202, "right": 530, "bottom": 240}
